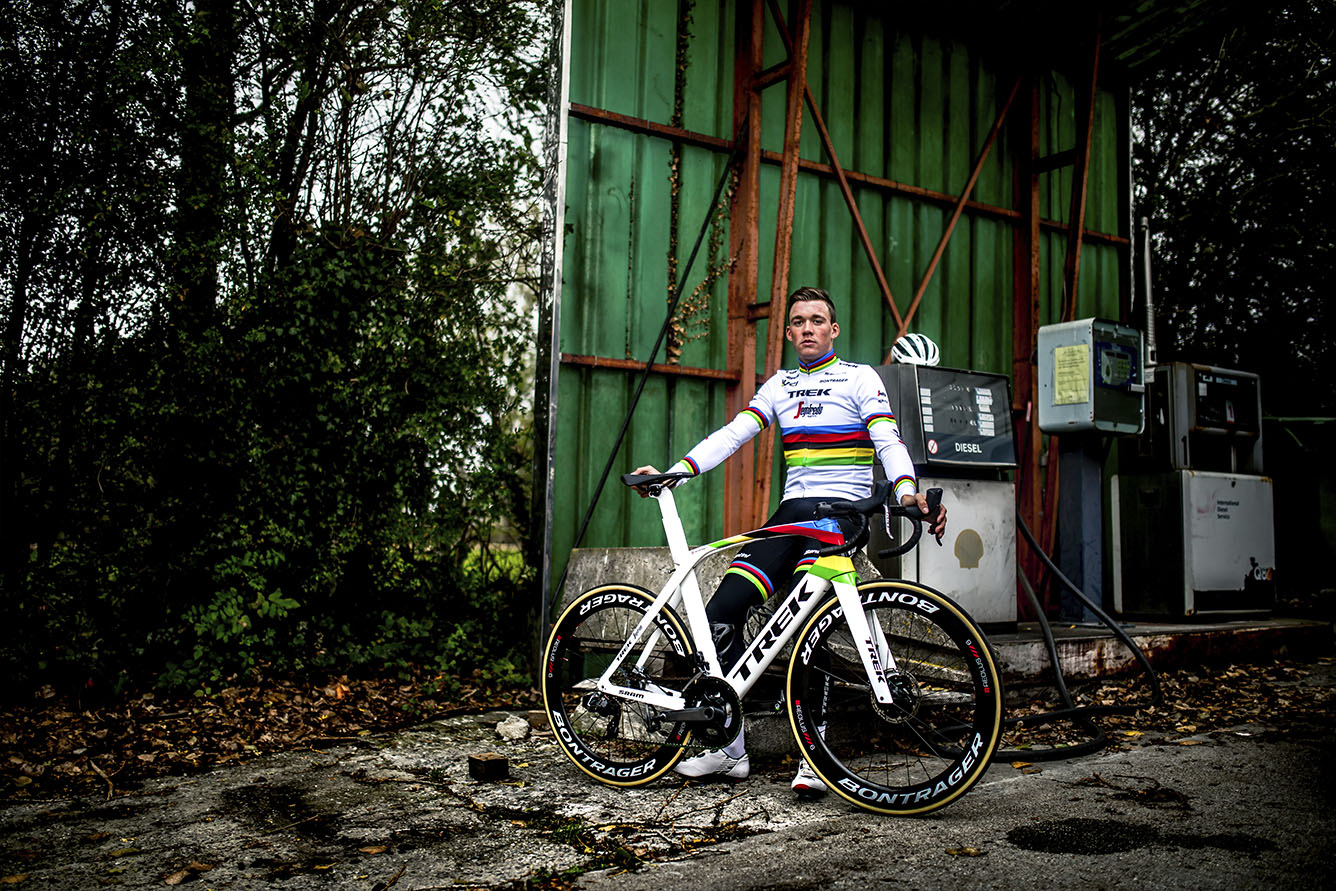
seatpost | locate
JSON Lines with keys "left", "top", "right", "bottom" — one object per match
{"left": 656, "top": 488, "right": 692, "bottom": 566}
{"left": 654, "top": 487, "right": 719, "bottom": 674}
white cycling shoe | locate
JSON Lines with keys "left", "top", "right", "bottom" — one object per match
{"left": 791, "top": 759, "right": 828, "bottom": 798}
{"left": 674, "top": 749, "right": 750, "bottom": 780}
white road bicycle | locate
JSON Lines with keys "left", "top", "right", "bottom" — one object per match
{"left": 541, "top": 473, "right": 1004, "bottom": 816}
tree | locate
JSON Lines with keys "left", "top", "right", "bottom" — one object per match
{"left": 1132, "top": 0, "right": 1336, "bottom": 417}
{"left": 1, "top": 0, "right": 547, "bottom": 694}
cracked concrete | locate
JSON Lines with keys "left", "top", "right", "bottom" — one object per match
{"left": 3, "top": 685, "right": 1333, "bottom": 890}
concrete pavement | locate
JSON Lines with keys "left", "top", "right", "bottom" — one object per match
{"left": 2, "top": 659, "right": 1332, "bottom": 890}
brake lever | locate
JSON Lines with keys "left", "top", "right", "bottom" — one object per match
{"left": 877, "top": 487, "right": 944, "bottom": 558}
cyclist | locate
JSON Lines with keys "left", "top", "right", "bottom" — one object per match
{"left": 634, "top": 286, "right": 946, "bottom": 797}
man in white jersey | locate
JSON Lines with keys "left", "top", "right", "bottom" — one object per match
{"left": 633, "top": 286, "right": 945, "bottom": 797}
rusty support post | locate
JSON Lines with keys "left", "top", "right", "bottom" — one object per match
{"left": 724, "top": 0, "right": 765, "bottom": 535}
{"left": 1013, "top": 74, "right": 1045, "bottom": 617}
{"left": 754, "top": 0, "right": 812, "bottom": 524}
{"left": 1062, "top": 13, "right": 1103, "bottom": 322}
{"left": 768, "top": 0, "right": 903, "bottom": 333}
{"left": 1042, "top": 16, "right": 1103, "bottom": 578}
{"left": 889, "top": 75, "right": 1022, "bottom": 355}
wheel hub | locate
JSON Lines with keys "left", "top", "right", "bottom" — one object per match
{"left": 871, "top": 670, "right": 920, "bottom": 724}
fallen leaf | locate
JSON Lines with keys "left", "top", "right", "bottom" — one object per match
{"left": 945, "top": 846, "right": 985, "bottom": 857}
{"left": 359, "top": 845, "right": 388, "bottom": 855}
{"left": 1, "top": 877, "right": 29, "bottom": 886}
{"left": 1022, "top": 766, "right": 1043, "bottom": 775}
{"left": 1010, "top": 761, "right": 1032, "bottom": 769}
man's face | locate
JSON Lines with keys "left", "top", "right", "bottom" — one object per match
{"left": 785, "top": 299, "right": 840, "bottom": 364}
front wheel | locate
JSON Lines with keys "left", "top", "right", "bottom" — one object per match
{"left": 542, "top": 584, "right": 697, "bottom": 786}
{"left": 786, "top": 580, "right": 1004, "bottom": 815}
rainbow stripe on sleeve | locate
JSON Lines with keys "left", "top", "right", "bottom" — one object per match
{"left": 741, "top": 407, "right": 769, "bottom": 428}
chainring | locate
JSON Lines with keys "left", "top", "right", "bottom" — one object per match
{"left": 682, "top": 675, "right": 744, "bottom": 748}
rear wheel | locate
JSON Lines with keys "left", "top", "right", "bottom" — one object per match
{"left": 786, "top": 580, "right": 1003, "bottom": 815}
{"left": 542, "top": 585, "right": 697, "bottom": 786}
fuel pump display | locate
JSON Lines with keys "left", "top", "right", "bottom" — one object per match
{"left": 886, "top": 367, "right": 1015, "bottom": 467}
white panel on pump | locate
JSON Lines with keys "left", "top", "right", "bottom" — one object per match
{"left": 895, "top": 477, "right": 1017, "bottom": 626}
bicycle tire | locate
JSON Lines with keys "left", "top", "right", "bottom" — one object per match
{"left": 786, "top": 579, "right": 1003, "bottom": 815}
{"left": 542, "top": 584, "right": 697, "bottom": 786}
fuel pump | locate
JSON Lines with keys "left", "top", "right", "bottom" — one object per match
{"left": 870, "top": 359, "right": 1018, "bottom": 630}
{"left": 1112, "top": 363, "right": 1276, "bottom": 617}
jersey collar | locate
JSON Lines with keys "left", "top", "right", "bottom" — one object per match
{"left": 797, "top": 349, "right": 838, "bottom": 374}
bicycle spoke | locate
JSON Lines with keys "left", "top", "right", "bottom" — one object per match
{"left": 542, "top": 586, "right": 697, "bottom": 786}
{"left": 788, "top": 581, "right": 1003, "bottom": 815}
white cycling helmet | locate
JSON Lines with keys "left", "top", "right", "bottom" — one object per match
{"left": 890, "top": 332, "right": 941, "bottom": 366}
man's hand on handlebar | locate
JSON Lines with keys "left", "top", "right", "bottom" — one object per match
{"left": 901, "top": 492, "right": 947, "bottom": 544}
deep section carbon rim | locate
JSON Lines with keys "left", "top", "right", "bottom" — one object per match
{"left": 787, "top": 580, "right": 1003, "bottom": 815}
{"left": 542, "top": 585, "right": 697, "bottom": 786}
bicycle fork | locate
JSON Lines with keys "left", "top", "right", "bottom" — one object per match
{"left": 824, "top": 561, "right": 901, "bottom": 706}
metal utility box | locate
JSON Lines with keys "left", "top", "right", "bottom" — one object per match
{"left": 1038, "top": 319, "right": 1144, "bottom": 434}
{"left": 1111, "top": 471, "right": 1276, "bottom": 617}
{"left": 870, "top": 365, "right": 1017, "bottom": 627}
{"left": 1145, "top": 363, "right": 1263, "bottom": 474}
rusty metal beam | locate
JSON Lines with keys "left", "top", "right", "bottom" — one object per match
{"left": 889, "top": 75, "right": 1022, "bottom": 355}
{"left": 1062, "top": 13, "right": 1103, "bottom": 323}
{"left": 568, "top": 102, "right": 1131, "bottom": 249}
{"left": 560, "top": 352, "right": 744, "bottom": 383}
{"left": 1034, "top": 148, "right": 1077, "bottom": 174}
{"left": 724, "top": 0, "right": 766, "bottom": 535}
{"left": 1013, "top": 74, "right": 1045, "bottom": 618}
{"left": 755, "top": 0, "right": 812, "bottom": 524}
{"left": 753, "top": 60, "right": 792, "bottom": 90}
{"left": 568, "top": 102, "right": 733, "bottom": 152}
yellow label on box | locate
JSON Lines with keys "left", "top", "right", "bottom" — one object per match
{"left": 1053, "top": 344, "right": 1089, "bottom": 405}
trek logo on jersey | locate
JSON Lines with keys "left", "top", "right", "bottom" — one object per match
{"left": 787, "top": 388, "right": 832, "bottom": 398}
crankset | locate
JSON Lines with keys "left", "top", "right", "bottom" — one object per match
{"left": 651, "top": 676, "right": 743, "bottom": 748}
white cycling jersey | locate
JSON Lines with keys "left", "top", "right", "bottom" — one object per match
{"left": 670, "top": 350, "right": 918, "bottom": 503}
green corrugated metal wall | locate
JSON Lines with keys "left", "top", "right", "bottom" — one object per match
{"left": 551, "top": 0, "right": 1127, "bottom": 590}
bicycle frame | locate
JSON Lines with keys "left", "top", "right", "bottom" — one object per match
{"left": 594, "top": 486, "right": 902, "bottom": 713}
